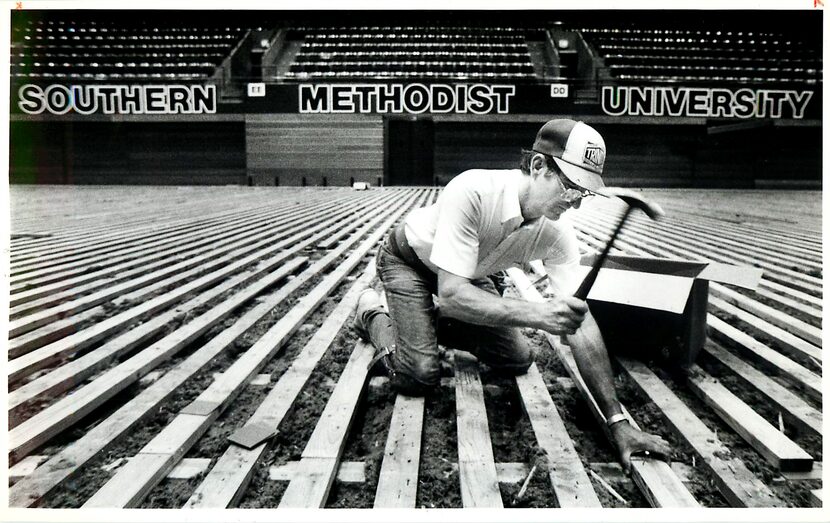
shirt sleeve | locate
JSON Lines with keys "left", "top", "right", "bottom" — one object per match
{"left": 429, "top": 176, "right": 481, "bottom": 278}
{"left": 541, "top": 218, "right": 583, "bottom": 296}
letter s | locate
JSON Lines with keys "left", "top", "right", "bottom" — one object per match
{"left": 18, "top": 84, "right": 45, "bottom": 114}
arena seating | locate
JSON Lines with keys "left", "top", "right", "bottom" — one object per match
{"left": 282, "top": 26, "right": 540, "bottom": 82}
{"left": 580, "top": 26, "right": 822, "bottom": 86}
{"left": 10, "top": 18, "right": 245, "bottom": 82}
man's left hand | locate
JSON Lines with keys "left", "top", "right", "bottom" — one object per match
{"left": 610, "top": 420, "right": 673, "bottom": 473}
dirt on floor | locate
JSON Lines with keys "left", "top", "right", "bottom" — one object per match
{"left": 17, "top": 257, "right": 821, "bottom": 510}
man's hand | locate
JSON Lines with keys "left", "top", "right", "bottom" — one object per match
{"left": 537, "top": 296, "right": 588, "bottom": 335}
{"left": 611, "top": 420, "right": 673, "bottom": 473}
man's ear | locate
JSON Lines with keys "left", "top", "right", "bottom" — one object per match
{"left": 531, "top": 154, "right": 549, "bottom": 176}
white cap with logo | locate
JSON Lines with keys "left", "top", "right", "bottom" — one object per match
{"left": 532, "top": 119, "right": 607, "bottom": 193}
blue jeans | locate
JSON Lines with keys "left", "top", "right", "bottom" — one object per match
{"left": 360, "top": 238, "right": 536, "bottom": 396}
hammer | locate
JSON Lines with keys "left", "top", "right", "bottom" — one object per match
{"left": 573, "top": 188, "right": 665, "bottom": 300}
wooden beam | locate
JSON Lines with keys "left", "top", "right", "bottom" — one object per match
{"left": 453, "top": 352, "right": 503, "bottom": 508}
{"left": 618, "top": 357, "right": 781, "bottom": 507}
{"left": 374, "top": 394, "right": 425, "bottom": 508}
{"left": 278, "top": 341, "right": 375, "bottom": 508}
{"left": 515, "top": 365, "right": 601, "bottom": 507}
{"left": 686, "top": 364, "right": 813, "bottom": 472}
{"left": 701, "top": 343, "right": 821, "bottom": 437}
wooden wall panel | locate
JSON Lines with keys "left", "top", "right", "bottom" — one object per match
{"left": 246, "top": 115, "right": 384, "bottom": 186}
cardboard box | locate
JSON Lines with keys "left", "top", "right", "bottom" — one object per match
{"left": 576, "top": 254, "right": 763, "bottom": 369}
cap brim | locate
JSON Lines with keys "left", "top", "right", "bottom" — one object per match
{"left": 551, "top": 157, "right": 605, "bottom": 193}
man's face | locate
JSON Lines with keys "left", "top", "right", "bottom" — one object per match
{"left": 534, "top": 157, "right": 588, "bottom": 221}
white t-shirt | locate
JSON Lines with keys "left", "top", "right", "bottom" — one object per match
{"left": 405, "top": 169, "right": 583, "bottom": 295}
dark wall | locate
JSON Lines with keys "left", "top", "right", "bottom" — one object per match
{"left": 10, "top": 121, "right": 246, "bottom": 185}
{"left": 433, "top": 122, "right": 821, "bottom": 189}
{"left": 9, "top": 118, "right": 821, "bottom": 188}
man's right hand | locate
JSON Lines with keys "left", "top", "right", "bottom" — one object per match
{"left": 536, "top": 296, "right": 589, "bottom": 335}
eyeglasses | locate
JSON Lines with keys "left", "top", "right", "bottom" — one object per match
{"left": 531, "top": 149, "right": 597, "bottom": 201}
{"left": 556, "top": 171, "right": 596, "bottom": 201}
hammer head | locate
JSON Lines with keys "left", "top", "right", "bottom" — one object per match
{"left": 597, "top": 187, "right": 665, "bottom": 219}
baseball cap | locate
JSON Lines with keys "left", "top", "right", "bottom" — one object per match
{"left": 532, "top": 119, "right": 606, "bottom": 193}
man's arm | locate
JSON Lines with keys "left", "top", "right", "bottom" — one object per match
{"left": 567, "top": 308, "right": 673, "bottom": 471}
{"left": 440, "top": 266, "right": 673, "bottom": 472}
{"left": 437, "top": 269, "right": 587, "bottom": 335}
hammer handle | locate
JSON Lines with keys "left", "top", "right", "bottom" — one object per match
{"left": 573, "top": 206, "right": 633, "bottom": 300}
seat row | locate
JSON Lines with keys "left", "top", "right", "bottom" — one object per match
{"left": 18, "top": 34, "right": 241, "bottom": 43}
{"left": 14, "top": 43, "right": 234, "bottom": 51}
{"left": 614, "top": 73, "right": 819, "bottom": 85}
{"left": 580, "top": 27, "right": 787, "bottom": 39}
{"left": 304, "top": 32, "right": 526, "bottom": 42}
{"left": 283, "top": 70, "right": 536, "bottom": 80}
{"left": 12, "top": 71, "right": 208, "bottom": 81}
{"left": 298, "top": 50, "right": 531, "bottom": 60}
{"left": 15, "top": 51, "right": 227, "bottom": 60}
{"left": 603, "top": 53, "right": 821, "bottom": 66}
{"left": 289, "top": 61, "right": 534, "bottom": 72}
{"left": 301, "top": 42, "right": 528, "bottom": 52}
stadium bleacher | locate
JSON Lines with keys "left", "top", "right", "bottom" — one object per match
{"left": 281, "top": 25, "right": 540, "bottom": 82}
{"left": 579, "top": 26, "right": 822, "bottom": 86}
{"left": 11, "top": 18, "right": 246, "bottom": 82}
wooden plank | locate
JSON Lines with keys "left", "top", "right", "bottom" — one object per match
{"left": 781, "top": 462, "right": 822, "bottom": 482}
{"left": 702, "top": 343, "right": 822, "bottom": 437}
{"left": 269, "top": 461, "right": 365, "bottom": 483}
{"left": 618, "top": 357, "right": 781, "bottom": 507}
{"left": 167, "top": 458, "right": 212, "bottom": 480}
{"left": 83, "top": 414, "right": 211, "bottom": 508}
{"left": 276, "top": 457, "right": 340, "bottom": 508}
{"left": 374, "top": 394, "right": 425, "bottom": 508}
{"left": 453, "top": 352, "right": 503, "bottom": 508}
{"left": 707, "top": 315, "right": 821, "bottom": 402}
{"left": 9, "top": 203, "right": 269, "bottom": 283}
{"left": 84, "top": 413, "right": 210, "bottom": 507}
{"left": 809, "top": 489, "right": 822, "bottom": 507}
{"left": 709, "top": 296, "right": 822, "bottom": 362}
{"left": 74, "top": 191, "right": 424, "bottom": 508}
{"left": 8, "top": 192, "right": 361, "bottom": 322}
{"left": 278, "top": 342, "right": 376, "bottom": 508}
{"left": 507, "top": 267, "right": 699, "bottom": 508}
{"left": 709, "top": 283, "right": 822, "bottom": 346}
{"left": 647, "top": 214, "right": 822, "bottom": 274}
{"left": 187, "top": 260, "right": 379, "bottom": 508}
{"left": 8, "top": 306, "right": 104, "bottom": 359}
{"left": 514, "top": 365, "right": 601, "bottom": 507}
{"left": 686, "top": 364, "right": 813, "bottom": 472}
